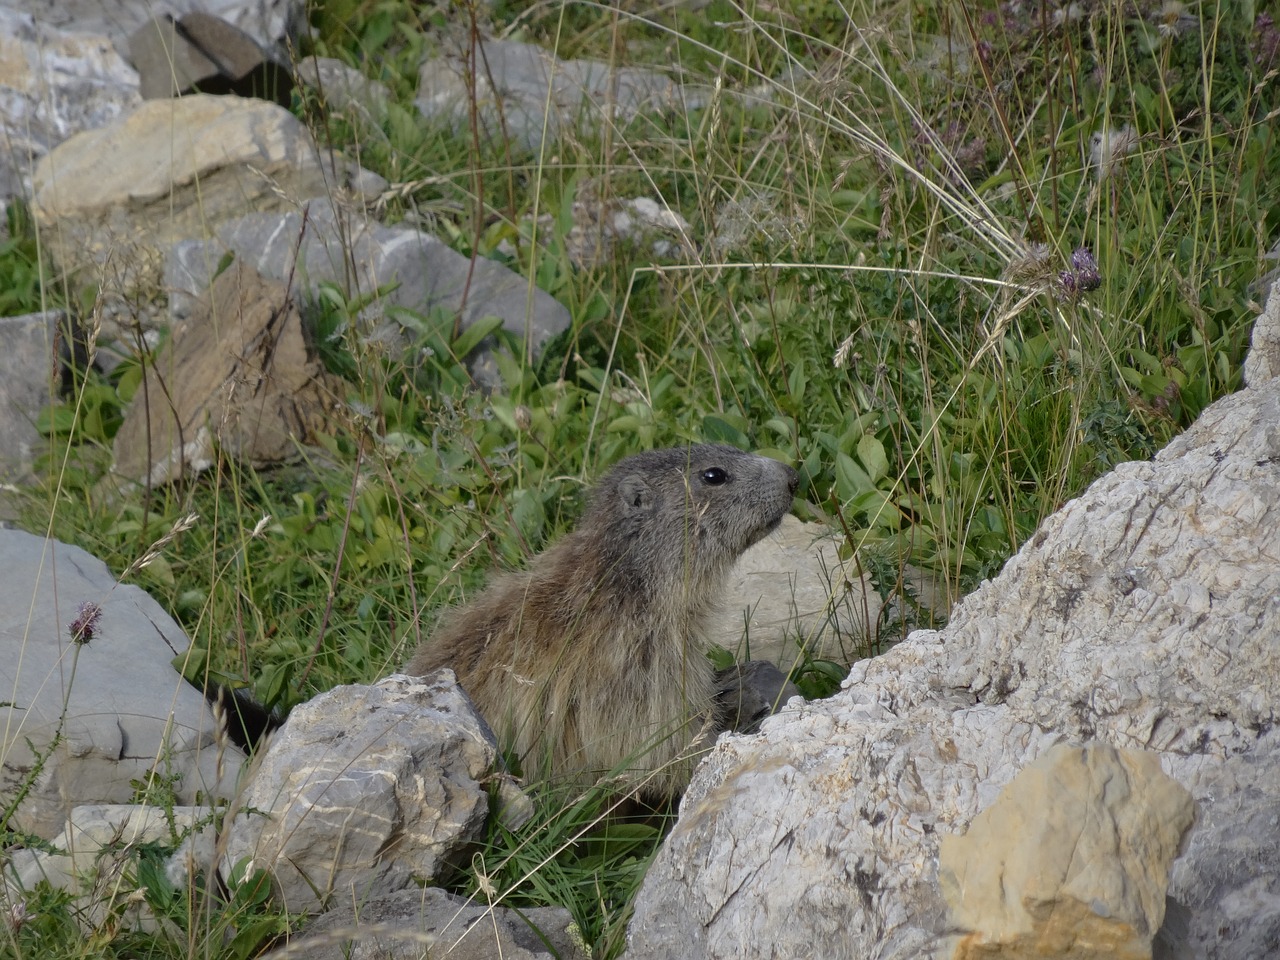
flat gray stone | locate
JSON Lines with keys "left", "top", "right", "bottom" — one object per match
{"left": 0, "top": 528, "right": 244, "bottom": 840}
{"left": 166, "top": 199, "right": 570, "bottom": 388}
{"left": 283, "top": 887, "right": 588, "bottom": 960}
{"left": 416, "top": 36, "right": 706, "bottom": 151}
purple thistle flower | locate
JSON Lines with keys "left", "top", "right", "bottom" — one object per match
{"left": 1070, "top": 247, "right": 1102, "bottom": 291}
{"left": 69, "top": 601, "right": 102, "bottom": 645}
{"left": 1069, "top": 247, "right": 1096, "bottom": 272}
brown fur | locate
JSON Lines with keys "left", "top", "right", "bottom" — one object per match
{"left": 406, "top": 445, "right": 798, "bottom": 799}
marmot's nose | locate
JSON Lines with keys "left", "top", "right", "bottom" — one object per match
{"left": 784, "top": 465, "right": 799, "bottom": 496}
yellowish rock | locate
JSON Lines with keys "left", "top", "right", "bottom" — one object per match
{"left": 111, "top": 261, "right": 341, "bottom": 486}
{"left": 939, "top": 741, "right": 1195, "bottom": 959}
{"left": 31, "top": 94, "right": 361, "bottom": 292}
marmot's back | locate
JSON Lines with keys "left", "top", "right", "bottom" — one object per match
{"left": 407, "top": 445, "right": 799, "bottom": 798}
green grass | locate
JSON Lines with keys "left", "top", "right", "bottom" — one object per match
{"left": 4, "top": 0, "right": 1277, "bottom": 956}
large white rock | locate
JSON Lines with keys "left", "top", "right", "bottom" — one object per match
{"left": 624, "top": 369, "right": 1280, "bottom": 957}
{"left": 221, "top": 673, "right": 506, "bottom": 915}
{"left": 163, "top": 199, "right": 571, "bottom": 392}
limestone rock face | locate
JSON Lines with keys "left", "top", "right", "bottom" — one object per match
{"left": 110, "top": 261, "right": 341, "bottom": 486}
{"left": 623, "top": 375, "right": 1280, "bottom": 959}
{"left": 0, "top": 8, "right": 141, "bottom": 202}
{"left": 31, "top": 94, "right": 375, "bottom": 296}
{"left": 1, "top": 0, "right": 305, "bottom": 59}
{"left": 938, "top": 742, "right": 1194, "bottom": 959}
{"left": 0, "top": 528, "right": 244, "bottom": 841}
{"left": 221, "top": 673, "right": 502, "bottom": 914}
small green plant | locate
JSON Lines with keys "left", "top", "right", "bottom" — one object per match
{"left": 0, "top": 201, "right": 52, "bottom": 317}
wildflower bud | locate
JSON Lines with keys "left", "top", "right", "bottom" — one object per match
{"left": 1069, "top": 247, "right": 1096, "bottom": 273}
{"left": 1070, "top": 247, "right": 1102, "bottom": 291}
{"left": 69, "top": 601, "right": 103, "bottom": 644}
{"left": 7, "top": 900, "right": 32, "bottom": 933}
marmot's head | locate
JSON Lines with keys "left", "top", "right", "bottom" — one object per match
{"left": 588, "top": 445, "right": 798, "bottom": 590}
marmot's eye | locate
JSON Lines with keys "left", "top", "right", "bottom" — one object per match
{"left": 701, "top": 467, "right": 729, "bottom": 486}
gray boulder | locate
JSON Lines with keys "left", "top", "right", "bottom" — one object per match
{"left": 0, "top": 528, "right": 244, "bottom": 841}
{"left": 2, "top": 0, "right": 304, "bottom": 60}
{"left": 416, "top": 37, "right": 706, "bottom": 152}
{"left": 166, "top": 199, "right": 571, "bottom": 389}
{"left": 0, "top": 8, "right": 141, "bottom": 203}
{"left": 624, "top": 368, "right": 1280, "bottom": 956}
{"left": 221, "top": 672, "right": 511, "bottom": 914}
{"left": 275, "top": 887, "right": 588, "bottom": 960}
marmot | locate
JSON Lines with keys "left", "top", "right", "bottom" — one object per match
{"left": 407, "top": 444, "right": 799, "bottom": 799}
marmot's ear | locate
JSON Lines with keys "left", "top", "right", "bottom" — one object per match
{"left": 618, "top": 474, "right": 658, "bottom": 514}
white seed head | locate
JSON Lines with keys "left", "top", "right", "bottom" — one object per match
{"left": 1090, "top": 124, "right": 1139, "bottom": 180}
